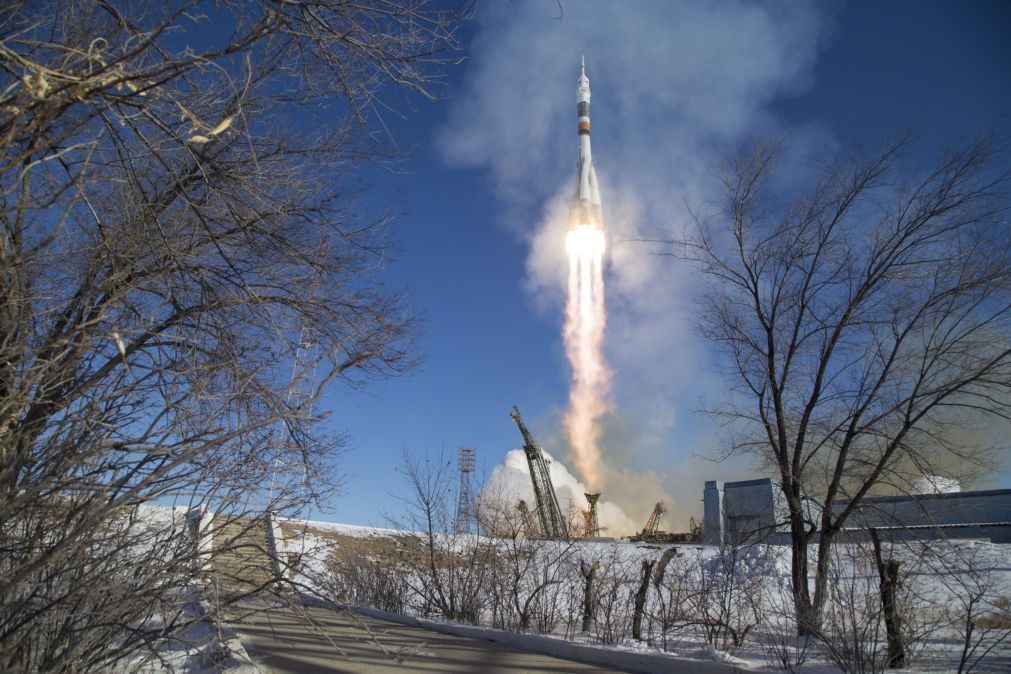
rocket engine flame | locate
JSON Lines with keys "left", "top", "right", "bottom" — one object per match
{"left": 563, "top": 223, "right": 609, "bottom": 490}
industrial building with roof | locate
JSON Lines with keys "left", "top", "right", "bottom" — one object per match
{"left": 703, "top": 478, "right": 1011, "bottom": 546}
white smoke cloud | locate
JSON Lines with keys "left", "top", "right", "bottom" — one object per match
{"left": 481, "top": 448, "right": 638, "bottom": 536}
{"left": 441, "top": 1, "right": 835, "bottom": 520}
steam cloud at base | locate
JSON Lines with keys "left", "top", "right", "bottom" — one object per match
{"left": 480, "top": 449, "right": 637, "bottom": 536}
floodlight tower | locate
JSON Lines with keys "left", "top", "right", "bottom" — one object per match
{"left": 454, "top": 447, "right": 477, "bottom": 533}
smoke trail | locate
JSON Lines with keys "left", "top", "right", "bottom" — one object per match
{"left": 439, "top": 1, "right": 832, "bottom": 523}
{"left": 563, "top": 224, "right": 609, "bottom": 490}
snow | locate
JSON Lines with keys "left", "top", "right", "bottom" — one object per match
{"left": 281, "top": 519, "right": 1011, "bottom": 673}
{"left": 115, "top": 507, "right": 1011, "bottom": 673}
{"left": 124, "top": 598, "right": 256, "bottom": 674}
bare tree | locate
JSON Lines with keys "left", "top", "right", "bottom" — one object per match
{"left": 650, "top": 547, "right": 687, "bottom": 652}
{"left": 683, "top": 542, "right": 763, "bottom": 653}
{"left": 631, "top": 557, "right": 655, "bottom": 641}
{"left": 918, "top": 540, "right": 1011, "bottom": 673}
{"left": 0, "top": 1, "right": 462, "bottom": 670}
{"left": 480, "top": 498, "right": 575, "bottom": 633}
{"left": 388, "top": 447, "right": 491, "bottom": 624}
{"left": 590, "top": 549, "right": 638, "bottom": 645}
{"left": 816, "top": 540, "right": 940, "bottom": 673}
{"left": 674, "top": 135, "right": 1011, "bottom": 633}
{"left": 819, "top": 544, "right": 891, "bottom": 673}
{"left": 579, "top": 557, "right": 599, "bottom": 634}
{"left": 756, "top": 576, "right": 814, "bottom": 672}
{"left": 323, "top": 542, "right": 413, "bottom": 615}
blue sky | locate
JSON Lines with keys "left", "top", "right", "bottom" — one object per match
{"left": 316, "top": 0, "right": 1011, "bottom": 528}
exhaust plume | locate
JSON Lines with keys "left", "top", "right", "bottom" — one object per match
{"left": 563, "top": 224, "right": 609, "bottom": 490}
{"left": 440, "top": 1, "right": 833, "bottom": 522}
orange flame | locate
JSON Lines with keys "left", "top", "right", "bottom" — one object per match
{"left": 563, "top": 224, "right": 609, "bottom": 490}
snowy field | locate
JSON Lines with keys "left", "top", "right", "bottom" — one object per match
{"left": 118, "top": 507, "right": 1011, "bottom": 672}
{"left": 279, "top": 517, "right": 1011, "bottom": 673}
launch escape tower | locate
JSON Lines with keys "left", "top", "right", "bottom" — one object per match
{"left": 454, "top": 447, "right": 476, "bottom": 533}
{"left": 510, "top": 406, "right": 569, "bottom": 539}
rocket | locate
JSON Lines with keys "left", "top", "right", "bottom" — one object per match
{"left": 571, "top": 56, "right": 603, "bottom": 230}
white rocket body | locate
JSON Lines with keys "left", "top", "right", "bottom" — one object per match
{"left": 572, "top": 59, "right": 603, "bottom": 230}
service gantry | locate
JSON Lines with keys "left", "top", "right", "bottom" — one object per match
{"left": 641, "top": 501, "right": 667, "bottom": 538}
{"left": 517, "top": 499, "right": 540, "bottom": 538}
{"left": 509, "top": 406, "right": 568, "bottom": 539}
{"left": 584, "top": 492, "right": 601, "bottom": 537}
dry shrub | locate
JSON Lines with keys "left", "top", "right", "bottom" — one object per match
{"left": 975, "top": 597, "right": 1011, "bottom": 630}
{"left": 323, "top": 543, "right": 412, "bottom": 615}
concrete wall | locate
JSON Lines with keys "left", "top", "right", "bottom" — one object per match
{"left": 704, "top": 477, "right": 1011, "bottom": 545}
{"left": 703, "top": 481, "right": 725, "bottom": 545}
{"left": 723, "top": 478, "right": 784, "bottom": 544}
{"left": 704, "top": 478, "right": 788, "bottom": 545}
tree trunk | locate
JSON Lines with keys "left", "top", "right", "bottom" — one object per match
{"left": 580, "top": 560, "right": 598, "bottom": 633}
{"left": 632, "top": 559, "right": 656, "bottom": 641}
{"left": 870, "top": 529, "right": 906, "bottom": 669}
{"left": 809, "top": 528, "right": 838, "bottom": 638}
{"left": 789, "top": 510, "right": 818, "bottom": 636}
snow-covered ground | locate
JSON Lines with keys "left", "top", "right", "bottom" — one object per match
{"left": 112, "top": 505, "right": 259, "bottom": 674}
{"left": 123, "top": 594, "right": 257, "bottom": 674}
{"left": 280, "top": 517, "right": 1011, "bottom": 673}
{"left": 116, "top": 507, "right": 1010, "bottom": 672}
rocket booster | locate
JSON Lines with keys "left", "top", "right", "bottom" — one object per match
{"left": 571, "top": 56, "right": 603, "bottom": 230}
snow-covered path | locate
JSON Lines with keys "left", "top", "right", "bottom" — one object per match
{"left": 230, "top": 602, "right": 643, "bottom": 673}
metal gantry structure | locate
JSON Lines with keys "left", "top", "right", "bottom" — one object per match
{"left": 454, "top": 447, "right": 476, "bottom": 533}
{"left": 517, "top": 499, "right": 540, "bottom": 538}
{"left": 583, "top": 492, "right": 600, "bottom": 538}
{"left": 509, "top": 406, "right": 568, "bottom": 539}
{"left": 642, "top": 501, "right": 667, "bottom": 538}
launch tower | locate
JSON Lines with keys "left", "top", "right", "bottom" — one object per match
{"left": 517, "top": 499, "right": 539, "bottom": 538}
{"left": 584, "top": 492, "right": 600, "bottom": 538}
{"left": 510, "top": 406, "right": 569, "bottom": 539}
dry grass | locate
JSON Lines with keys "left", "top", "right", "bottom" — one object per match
{"left": 976, "top": 597, "right": 1011, "bottom": 630}
{"left": 278, "top": 523, "right": 444, "bottom": 569}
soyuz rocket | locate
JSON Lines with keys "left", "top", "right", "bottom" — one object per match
{"left": 571, "top": 56, "right": 603, "bottom": 231}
